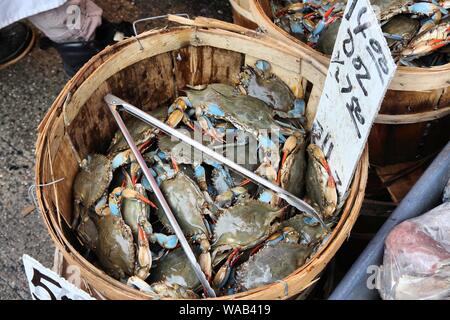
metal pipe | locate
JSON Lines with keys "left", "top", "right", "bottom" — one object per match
{"left": 106, "top": 98, "right": 216, "bottom": 298}
{"left": 329, "top": 141, "right": 450, "bottom": 300}
{"left": 103, "top": 94, "right": 326, "bottom": 229}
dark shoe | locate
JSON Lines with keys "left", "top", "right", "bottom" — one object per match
{"left": 40, "top": 19, "right": 133, "bottom": 77}
{"left": 0, "top": 22, "right": 35, "bottom": 69}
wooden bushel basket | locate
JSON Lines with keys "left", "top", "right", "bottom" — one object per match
{"left": 35, "top": 18, "right": 368, "bottom": 300}
{"left": 230, "top": 0, "right": 450, "bottom": 167}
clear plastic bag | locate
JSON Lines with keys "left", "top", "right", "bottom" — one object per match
{"left": 378, "top": 202, "right": 450, "bottom": 300}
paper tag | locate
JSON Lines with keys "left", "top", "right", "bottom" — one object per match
{"left": 23, "top": 254, "right": 94, "bottom": 300}
{"left": 312, "top": 0, "right": 396, "bottom": 200}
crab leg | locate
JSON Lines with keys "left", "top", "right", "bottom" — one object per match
{"left": 135, "top": 225, "right": 152, "bottom": 280}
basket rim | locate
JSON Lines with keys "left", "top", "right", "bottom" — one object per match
{"left": 243, "top": 0, "right": 450, "bottom": 91}
{"left": 35, "top": 26, "right": 368, "bottom": 300}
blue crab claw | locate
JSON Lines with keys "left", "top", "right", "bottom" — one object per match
{"left": 258, "top": 190, "right": 274, "bottom": 204}
{"left": 196, "top": 115, "right": 224, "bottom": 143}
{"left": 193, "top": 164, "right": 208, "bottom": 191}
{"left": 287, "top": 99, "right": 306, "bottom": 118}
{"left": 167, "top": 97, "right": 194, "bottom": 129}
{"left": 290, "top": 20, "right": 305, "bottom": 34}
{"left": 168, "top": 96, "right": 192, "bottom": 114}
{"left": 136, "top": 225, "right": 152, "bottom": 280}
{"left": 109, "top": 187, "right": 158, "bottom": 216}
{"left": 383, "top": 33, "right": 404, "bottom": 41}
{"left": 265, "top": 231, "right": 286, "bottom": 247}
{"left": 419, "top": 18, "right": 437, "bottom": 33}
{"left": 212, "top": 248, "right": 240, "bottom": 288}
{"left": 311, "top": 19, "right": 326, "bottom": 38}
{"left": 255, "top": 60, "right": 271, "bottom": 74}
{"left": 94, "top": 195, "right": 108, "bottom": 216}
{"left": 204, "top": 103, "right": 225, "bottom": 117}
{"left": 140, "top": 168, "right": 160, "bottom": 191}
{"left": 111, "top": 150, "right": 134, "bottom": 171}
{"left": 150, "top": 233, "right": 179, "bottom": 249}
{"left": 409, "top": 3, "right": 447, "bottom": 18}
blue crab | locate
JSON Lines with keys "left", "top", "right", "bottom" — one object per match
{"left": 210, "top": 198, "right": 285, "bottom": 287}
{"left": 238, "top": 60, "right": 306, "bottom": 120}
{"left": 182, "top": 83, "right": 294, "bottom": 182}
{"left": 305, "top": 144, "right": 337, "bottom": 219}
{"left": 127, "top": 276, "right": 199, "bottom": 299}
{"left": 400, "top": 17, "right": 450, "bottom": 62}
{"left": 148, "top": 246, "right": 202, "bottom": 291}
{"left": 234, "top": 242, "right": 313, "bottom": 291}
{"left": 280, "top": 213, "right": 328, "bottom": 246}
{"left": 156, "top": 172, "right": 215, "bottom": 279}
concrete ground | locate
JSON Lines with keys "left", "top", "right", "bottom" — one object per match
{"left": 0, "top": 0, "right": 232, "bottom": 300}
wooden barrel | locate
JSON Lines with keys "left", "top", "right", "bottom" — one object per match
{"left": 230, "top": 0, "right": 450, "bottom": 166}
{"left": 35, "top": 19, "right": 368, "bottom": 300}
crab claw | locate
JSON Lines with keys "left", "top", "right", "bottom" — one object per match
{"left": 150, "top": 233, "right": 179, "bottom": 249}
{"left": 212, "top": 248, "right": 240, "bottom": 288}
{"left": 167, "top": 97, "right": 192, "bottom": 128}
{"left": 277, "top": 134, "right": 298, "bottom": 183}
{"left": 193, "top": 164, "right": 208, "bottom": 191}
{"left": 109, "top": 187, "right": 158, "bottom": 214}
{"left": 197, "top": 115, "right": 225, "bottom": 143}
{"left": 198, "top": 237, "right": 212, "bottom": 280}
{"left": 324, "top": 5, "right": 335, "bottom": 20}
{"left": 135, "top": 225, "right": 152, "bottom": 280}
{"left": 200, "top": 252, "right": 212, "bottom": 281}
{"left": 111, "top": 149, "right": 135, "bottom": 171}
{"left": 239, "top": 179, "right": 251, "bottom": 187}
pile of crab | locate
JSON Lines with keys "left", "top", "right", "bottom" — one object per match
{"left": 71, "top": 60, "right": 339, "bottom": 299}
{"left": 271, "top": 0, "right": 450, "bottom": 66}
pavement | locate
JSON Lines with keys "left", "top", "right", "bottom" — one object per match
{"left": 0, "top": 0, "right": 232, "bottom": 300}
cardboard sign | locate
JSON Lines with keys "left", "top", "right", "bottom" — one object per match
{"left": 312, "top": 0, "right": 396, "bottom": 200}
{"left": 23, "top": 254, "right": 94, "bottom": 300}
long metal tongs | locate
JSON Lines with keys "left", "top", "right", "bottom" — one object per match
{"left": 106, "top": 95, "right": 216, "bottom": 298}
{"left": 104, "top": 94, "right": 326, "bottom": 228}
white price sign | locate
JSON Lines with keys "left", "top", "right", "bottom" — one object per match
{"left": 23, "top": 254, "right": 94, "bottom": 300}
{"left": 312, "top": 0, "right": 396, "bottom": 200}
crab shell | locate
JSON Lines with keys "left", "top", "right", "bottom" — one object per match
{"left": 149, "top": 246, "right": 202, "bottom": 291}
{"left": 121, "top": 184, "right": 153, "bottom": 241}
{"left": 74, "top": 204, "right": 99, "bottom": 251}
{"left": 185, "top": 84, "right": 284, "bottom": 139}
{"left": 280, "top": 214, "right": 328, "bottom": 247}
{"left": 107, "top": 106, "right": 167, "bottom": 155}
{"left": 279, "top": 132, "right": 307, "bottom": 198}
{"left": 382, "top": 15, "right": 420, "bottom": 54}
{"left": 305, "top": 144, "right": 338, "bottom": 219}
{"left": 95, "top": 212, "right": 136, "bottom": 280}
{"left": 316, "top": 18, "right": 342, "bottom": 55}
{"left": 235, "top": 242, "right": 313, "bottom": 291}
{"left": 212, "top": 199, "right": 284, "bottom": 251}
{"left": 151, "top": 281, "right": 199, "bottom": 299}
{"left": 157, "top": 172, "right": 211, "bottom": 238}
{"left": 401, "top": 18, "right": 450, "bottom": 59}
{"left": 238, "top": 64, "right": 296, "bottom": 114}
{"left": 73, "top": 154, "right": 113, "bottom": 208}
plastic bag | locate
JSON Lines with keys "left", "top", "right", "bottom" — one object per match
{"left": 378, "top": 201, "right": 450, "bottom": 300}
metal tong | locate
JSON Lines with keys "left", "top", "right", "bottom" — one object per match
{"left": 106, "top": 96, "right": 216, "bottom": 298}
